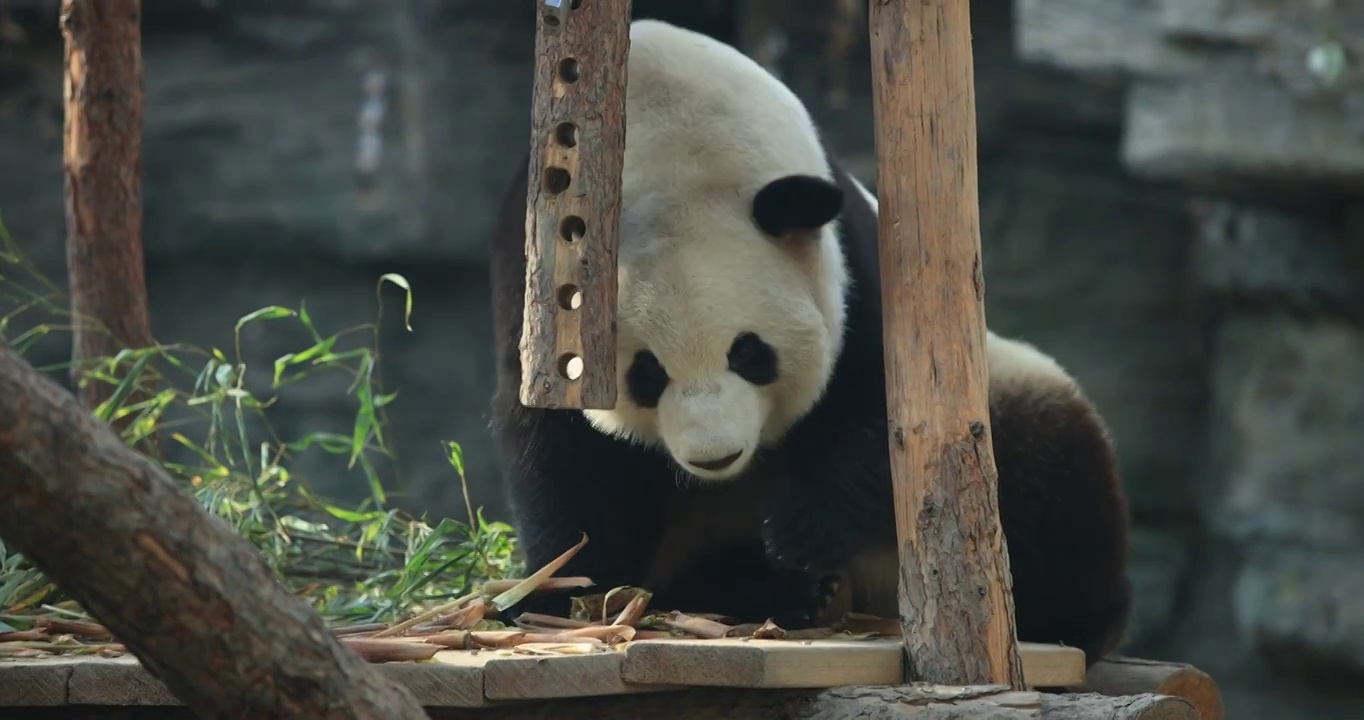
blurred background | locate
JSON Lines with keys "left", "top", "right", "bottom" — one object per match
{"left": 1, "top": 0, "right": 1362, "bottom": 717}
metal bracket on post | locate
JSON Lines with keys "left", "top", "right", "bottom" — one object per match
{"left": 542, "top": 0, "right": 570, "bottom": 36}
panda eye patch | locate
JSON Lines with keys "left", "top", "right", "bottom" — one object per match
{"left": 728, "top": 332, "right": 777, "bottom": 385}
{"left": 626, "top": 350, "right": 669, "bottom": 408}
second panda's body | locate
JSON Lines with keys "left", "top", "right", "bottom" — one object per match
{"left": 488, "top": 19, "right": 1131, "bottom": 664}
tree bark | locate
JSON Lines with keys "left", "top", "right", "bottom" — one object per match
{"left": 518, "top": 0, "right": 631, "bottom": 410}
{"left": 5, "top": 684, "right": 1199, "bottom": 720}
{"left": 435, "top": 685, "right": 1196, "bottom": 720}
{"left": 1080, "top": 657, "right": 1224, "bottom": 720}
{"left": 0, "top": 342, "right": 431, "bottom": 720}
{"left": 60, "top": 0, "right": 158, "bottom": 453}
{"left": 868, "top": 0, "right": 1025, "bottom": 688}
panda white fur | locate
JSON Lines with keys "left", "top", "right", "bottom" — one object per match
{"left": 488, "top": 19, "right": 1132, "bottom": 665}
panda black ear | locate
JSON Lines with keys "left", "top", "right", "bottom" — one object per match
{"left": 751, "top": 174, "right": 844, "bottom": 238}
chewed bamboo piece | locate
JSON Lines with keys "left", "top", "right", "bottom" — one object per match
{"left": 0, "top": 535, "right": 891, "bottom": 664}
{"left": 514, "top": 613, "right": 593, "bottom": 630}
{"left": 663, "top": 611, "right": 731, "bottom": 639}
{"left": 34, "top": 617, "right": 113, "bottom": 639}
{"left": 483, "top": 576, "right": 593, "bottom": 596}
{"left": 338, "top": 637, "right": 443, "bottom": 663}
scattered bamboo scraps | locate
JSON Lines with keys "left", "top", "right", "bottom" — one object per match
{"left": 0, "top": 533, "right": 893, "bottom": 665}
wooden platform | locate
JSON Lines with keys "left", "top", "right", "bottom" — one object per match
{"left": 0, "top": 639, "right": 1085, "bottom": 709}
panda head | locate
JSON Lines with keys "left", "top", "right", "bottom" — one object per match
{"left": 582, "top": 173, "right": 849, "bottom": 482}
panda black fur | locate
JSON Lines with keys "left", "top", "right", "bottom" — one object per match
{"left": 488, "top": 19, "right": 1132, "bottom": 664}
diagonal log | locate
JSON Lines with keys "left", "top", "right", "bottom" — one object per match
{"left": 0, "top": 342, "right": 432, "bottom": 720}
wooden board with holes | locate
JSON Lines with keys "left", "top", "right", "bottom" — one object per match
{"left": 0, "top": 640, "right": 1084, "bottom": 708}
{"left": 620, "top": 639, "right": 1086, "bottom": 689}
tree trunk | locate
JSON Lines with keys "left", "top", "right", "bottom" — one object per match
{"left": 60, "top": 0, "right": 159, "bottom": 455}
{"left": 436, "top": 685, "right": 1196, "bottom": 720}
{"left": 3, "top": 684, "right": 1201, "bottom": 720}
{"left": 1081, "top": 657, "right": 1224, "bottom": 720}
{"left": 0, "top": 342, "right": 431, "bottom": 720}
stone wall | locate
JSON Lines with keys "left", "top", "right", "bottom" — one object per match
{"left": 0, "top": 0, "right": 741, "bottom": 517}
{"left": 0, "top": 1, "right": 1359, "bottom": 718}
{"left": 1016, "top": 1, "right": 1364, "bottom": 717}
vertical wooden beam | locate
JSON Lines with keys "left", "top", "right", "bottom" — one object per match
{"left": 60, "top": 0, "right": 158, "bottom": 447}
{"left": 868, "top": 0, "right": 1025, "bottom": 688}
{"left": 519, "top": 0, "right": 631, "bottom": 410}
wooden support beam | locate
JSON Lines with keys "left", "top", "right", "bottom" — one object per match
{"left": 868, "top": 0, "right": 1025, "bottom": 688}
{"left": 519, "top": 0, "right": 631, "bottom": 410}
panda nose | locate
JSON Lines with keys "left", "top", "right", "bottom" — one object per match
{"left": 690, "top": 450, "right": 743, "bottom": 471}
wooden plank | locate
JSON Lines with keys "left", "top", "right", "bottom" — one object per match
{"left": 0, "top": 656, "right": 81, "bottom": 706}
{"left": 1019, "top": 643, "right": 1088, "bottom": 688}
{"left": 619, "top": 639, "right": 1084, "bottom": 690}
{"left": 621, "top": 638, "right": 904, "bottom": 689}
{"left": 518, "top": 0, "right": 631, "bottom": 409}
{"left": 478, "top": 649, "right": 674, "bottom": 701}
{"left": 64, "top": 655, "right": 179, "bottom": 706}
{"left": 0, "top": 651, "right": 488, "bottom": 708}
{"left": 393, "top": 650, "right": 488, "bottom": 707}
{"left": 0, "top": 640, "right": 1086, "bottom": 708}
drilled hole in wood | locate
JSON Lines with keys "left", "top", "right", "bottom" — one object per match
{"left": 558, "top": 353, "right": 584, "bottom": 380}
{"left": 554, "top": 122, "right": 579, "bottom": 148}
{"left": 571, "top": 0, "right": 582, "bottom": 8}
{"left": 560, "top": 215, "right": 586, "bottom": 242}
{"left": 558, "top": 58, "right": 580, "bottom": 83}
{"left": 543, "top": 167, "right": 571, "bottom": 195}
{"left": 558, "top": 285, "right": 583, "bottom": 310}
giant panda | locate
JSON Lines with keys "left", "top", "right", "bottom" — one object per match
{"left": 487, "top": 18, "right": 1132, "bottom": 665}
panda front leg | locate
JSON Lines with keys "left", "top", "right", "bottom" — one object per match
{"left": 504, "top": 495, "right": 669, "bottom": 621}
{"left": 494, "top": 413, "right": 673, "bottom": 620}
{"left": 759, "top": 423, "right": 897, "bottom": 576}
{"left": 657, "top": 539, "right": 847, "bottom": 629}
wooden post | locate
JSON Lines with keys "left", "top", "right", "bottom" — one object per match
{"left": 519, "top": 0, "right": 631, "bottom": 410}
{"left": 868, "top": 0, "right": 1025, "bottom": 688}
{"left": 60, "top": 0, "right": 158, "bottom": 433}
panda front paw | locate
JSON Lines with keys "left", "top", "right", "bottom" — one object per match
{"left": 811, "top": 573, "right": 846, "bottom": 625}
{"left": 761, "top": 514, "right": 855, "bottom": 574}
{"left": 501, "top": 589, "right": 574, "bottom": 623}
{"left": 759, "top": 571, "right": 844, "bottom": 631}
